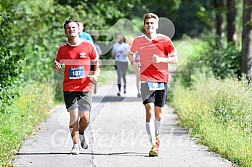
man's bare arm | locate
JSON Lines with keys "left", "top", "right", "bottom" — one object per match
{"left": 152, "top": 51, "right": 178, "bottom": 64}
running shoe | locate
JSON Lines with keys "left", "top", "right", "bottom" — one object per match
{"left": 156, "top": 134, "right": 160, "bottom": 148}
{"left": 70, "top": 144, "right": 79, "bottom": 155}
{"left": 149, "top": 145, "right": 159, "bottom": 157}
{"left": 79, "top": 133, "right": 89, "bottom": 149}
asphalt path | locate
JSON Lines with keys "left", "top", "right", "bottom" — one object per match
{"left": 12, "top": 73, "right": 233, "bottom": 167}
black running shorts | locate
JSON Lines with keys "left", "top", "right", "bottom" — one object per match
{"left": 140, "top": 82, "right": 168, "bottom": 107}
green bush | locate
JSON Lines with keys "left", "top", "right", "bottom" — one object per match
{"left": 0, "top": 2, "right": 25, "bottom": 112}
{"left": 203, "top": 41, "right": 241, "bottom": 79}
{"left": 175, "top": 38, "right": 241, "bottom": 88}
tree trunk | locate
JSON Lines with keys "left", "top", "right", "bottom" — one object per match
{"left": 241, "top": 0, "right": 252, "bottom": 79}
{"left": 226, "top": 0, "right": 237, "bottom": 44}
{"left": 214, "top": 0, "right": 225, "bottom": 38}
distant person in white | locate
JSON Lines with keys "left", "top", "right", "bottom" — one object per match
{"left": 112, "top": 35, "right": 130, "bottom": 96}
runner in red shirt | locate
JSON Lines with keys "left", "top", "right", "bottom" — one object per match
{"left": 56, "top": 41, "right": 98, "bottom": 92}
{"left": 54, "top": 20, "right": 100, "bottom": 155}
{"left": 128, "top": 13, "right": 178, "bottom": 157}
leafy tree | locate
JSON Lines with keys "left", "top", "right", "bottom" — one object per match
{"left": 0, "top": 0, "right": 24, "bottom": 86}
{"left": 0, "top": 0, "right": 25, "bottom": 111}
{"left": 139, "top": 0, "right": 181, "bottom": 16}
{"left": 54, "top": 0, "right": 141, "bottom": 25}
{"left": 169, "top": 0, "right": 214, "bottom": 39}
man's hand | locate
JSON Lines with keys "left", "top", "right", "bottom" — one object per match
{"left": 152, "top": 54, "right": 162, "bottom": 63}
{"left": 54, "top": 62, "right": 61, "bottom": 72}
{"left": 88, "top": 75, "right": 98, "bottom": 84}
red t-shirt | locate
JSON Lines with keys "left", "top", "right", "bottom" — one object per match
{"left": 56, "top": 40, "right": 98, "bottom": 92}
{"left": 130, "top": 34, "right": 175, "bottom": 82}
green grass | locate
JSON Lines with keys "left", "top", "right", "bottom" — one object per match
{"left": 172, "top": 76, "right": 252, "bottom": 166}
{"left": 198, "top": 118, "right": 252, "bottom": 166}
{"left": 0, "top": 81, "right": 54, "bottom": 166}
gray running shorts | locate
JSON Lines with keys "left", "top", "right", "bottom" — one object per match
{"left": 63, "top": 91, "right": 92, "bottom": 112}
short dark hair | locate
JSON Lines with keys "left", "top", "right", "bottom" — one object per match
{"left": 64, "top": 20, "right": 78, "bottom": 29}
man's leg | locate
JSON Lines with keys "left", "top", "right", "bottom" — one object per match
{"left": 141, "top": 83, "right": 159, "bottom": 156}
{"left": 69, "top": 108, "right": 80, "bottom": 154}
{"left": 145, "top": 103, "right": 156, "bottom": 146}
{"left": 154, "top": 106, "right": 164, "bottom": 134}
{"left": 64, "top": 91, "right": 80, "bottom": 154}
{"left": 79, "top": 111, "right": 90, "bottom": 149}
{"left": 153, "top": 88, "right": 167, "bottom": 149}
{"left": 154, "top": 106, "right": 164, "bottom": 149}
{"left": 69, "top": 109, "right": 79, "bottom": 144}
{"left": 145, "top": 103, "right": 159, "bottom": 156}
{"left": 79, "top": 111, "right": 90, "bottom": 134}
{"left": 78, "top": 91, "right": 92, "bottom": 149}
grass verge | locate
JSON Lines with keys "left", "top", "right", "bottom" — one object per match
{"left": 0, "top": 81, "right": 54, "bottom": 166}
{"left": 171, "top": 76, "right": 252, "bottom": 166}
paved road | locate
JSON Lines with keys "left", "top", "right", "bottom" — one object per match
{"left": 12, "top": 73, "right": 233, "bottom": 167}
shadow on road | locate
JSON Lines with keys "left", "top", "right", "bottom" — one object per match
{"left": 16, "top": 151, "right": 147, "bottom": 157}
{"left": 93, "top": 96, "right": 142, "bottom": 103}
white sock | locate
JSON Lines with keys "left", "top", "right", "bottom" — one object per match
{"left": 146, "top": 121, "right": 155, "bottom": 146}
{"left": 155, "top": 119, "right": 162, "bottom": 136}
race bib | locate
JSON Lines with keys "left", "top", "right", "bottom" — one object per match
{"left": 68, "top": 66, "right": 85, "bottom": 79}
{"left": 147, "top": 82, "right": 165, "bottom": 90}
